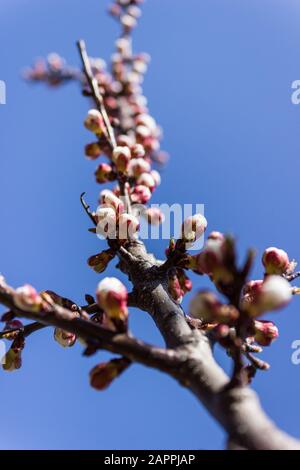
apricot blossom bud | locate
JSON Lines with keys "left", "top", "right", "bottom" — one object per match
{"left": 95, "top": 163, "right": 113, "bottom": 183}
{"left": 100, "top": 189, "right": 124, "bottom": 213}
{"left": 150, "top": 170, "right": 161, "bottom": 187}
{"left": 190, "top": 290, "right": 239, "bottom": 324}
{"left": 262, "top": 247, "right": 290, "bottom": 275}
{"left": 131, "top": 185, "right": 151, "bottom": 204}
{"left": 136, "top": 172, "right": 155, "bottom": 191}
{"left": 242, "top": 276, "right": 292, "bottom": 316}
{"left": 128, "top": 158, "right": 150, "bottom": 177}
{"left": 84, "top": 109, "right": 104, "bottom": 134}
{"left": 143, "top": 207, "right": 164, "bottom": 225}
{"left": 181, "top": 214, "right": 207, "bottom": 243}
{"left": 131, "top": 143, "right": 145, "bottom": 158}
{"left": 259, "top": 275, "right": 292, "bottom": 312}
{"left": 112, "top": 146, "right": 131, "bottom": 173}
{"left": 13, "top": 285, "right": 43, "bottom": 313}
{"left": 54, "top": 328, "right": 76, "bottom": 348}
{"left": 118, "top": 213, "right": 140, "bottom": 239}
{"left": 95, "top": 206, "right": 117, "bottom": 238}
{"left": 85, "top": 142, "right": 102, "bottom": 160}
{"left": 96, "top": 277, "right": 128, "bottom": 321}
{"left": 254, "top": 320, "right": 279, "bottom": 346}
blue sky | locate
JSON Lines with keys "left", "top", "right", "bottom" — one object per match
{"left": 1, "top": 0, "right": 300, "bottom": 450}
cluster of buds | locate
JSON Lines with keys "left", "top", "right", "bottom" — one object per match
{"left": 262, "top": 246, "right": 296, "bottom": 276}
{"left": 96, "top": 277, "right": 128, "bottom": 331}
{"left": 90, "top": 357, "right": 131, "bottom": 391}
{"left": 24, "top": 53, "right": 80, "bottom": 86}
{"left": 168, "top": 269, "right": 192, "bottom": 304}
{"left": 241, "top": 275, "right": 292, "bottom": 317}
{"left": 96, "top": 189, "right": 140, "bottom": 240}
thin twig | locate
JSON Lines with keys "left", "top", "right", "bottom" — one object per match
{"left": 77, "top": 39, "right": 117, "bottom": 149}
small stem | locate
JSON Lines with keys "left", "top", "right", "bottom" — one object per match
{"left": 77, "top": 39, "right": 117, "bottom": 149}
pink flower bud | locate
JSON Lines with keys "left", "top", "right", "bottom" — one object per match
{"left": 84, "top": 109, "right": 104, "bottom": 134}
{"left": 259, "top": 275, "right": 292, "bottom": 311}
{"left": 95, "top": 163, "right": 113, "bottom": 183}
{"left": 136, "top": 113, "right": 156, "bottom": 131}
{"left": 242, "top": 276, "right": 292, "bottom": 316}
{"left": 181, "top": 214, "right": 207, "bottom": 243}
{"left": 121, "top": 14, "right": 137, "bottom": 31}
{"left": 128, "top": 158, "right": 150, "bottom": 177}
{"left": 112, "top": 146, "right": 131, "bottom": 173}
{"left": 131, "top": 144, "right": 145, "bottom": 158}
{"left": 95, "top": 206, "right": 117, "bottom": 238}
{"left": 190, "top": 290, "right": 239, "bottom": 324}
{"left": 196, "top": 239, "right": 225, "bottom": 275}
{"left": 13, "top": 285, "right": 43, "bottom": 313}
{"left": 254, "top": 320, "right": 279, "bottom": 346}
{"left": 262, "top": 247, "right": 290, "bottom": 275}
{"left": 143, "top": 207, "right": 164, "bottom": 225}
{"left": 54, "top": 328, "right": 76, "bottom": 348}
{"left": 150, "top": 170, "right": 161, "bottom": 187}
{"left": 117, "top": 134, "right": 134, "bottom": 148}
{"left": 96, "top": 277, "right": 128, "bottom": 321}
{"left": 118, "top": 213, "right": 140, "bottom": 239}
{"left": 99, "top": 189, "right": 124, "bottom": 213}
{"left": 208, "top": 231, "right": 224, "bottom": 241}
{"left": 85, "top": 142, "right": 102, "bottom": 160}
{"left": 130, "top": 184, "right": 152, "bottom": 204}
{"left": 168, "top": 273, "right": 183, "bottom": 304}
{"left": 136, "top": 172, "right": 156, "bottom": 191}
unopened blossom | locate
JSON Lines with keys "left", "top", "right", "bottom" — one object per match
{"left": 242, "top": 276, "right": 292, "bottom": 317}
{"left": 128, "top": 158, "right": 150, "bottom": 177}
{"left": 85, "top": 142, "right": 102, "bottom": 160}
{"left": 262, "top": 247, "right": 291, "bottom": 275}
{"left": 131, "top": 143, "right": 145, "bottom": 158}
{"left": 130, "top": 184, "right": 151, "bottom": 204}
{"left": 95, "top": 206, "right": 117, "bottom": 238}
{"left": 190, "top": 290, "right": 239, "bottom": 324}
{"left": 150, "top": 169, "right": 161, "bottom": 187}
{"left": 96, "top": 277, "right": 128, "bottom": 321}
{"left": 95, "top": 163, "right": 114, "bottom": 183}
{"left": 254, "top": 320, "right": 279, "bottom": 346}
{"left": 54, "top": 328, "right": 76, "bottom": 348}
{"left": 136, "top": 172, "right": 155, "bottom": 191}
{"left": 168, "top": 273, "right": 183, "bottom": 304}
{"left": 196, "top": 238, "right": 229, "bottom": 282}
{"left": 84, "top": 109, "right": 104, "bottom": 134}
{"left": 143, "top": 207, "right": 164, "bottom": 225}
{"left": 112, "top": 145, "right": 131, "bottom": 173}
{"left": 90, "top": 357, "right": 130, "bottom": 391}
{"left": 118, "top": 213, "right": 140, "bottom": 239}
{"left": 100, "top": 189, "right": 124, "bottom": 213}
{"left": 207, "top": 231, "right": 225, "bottom": 241}
{"left": 13, "top": 285, "right": 43, "bottom": 313}
{"left": 181, "top": 214, "right": 207, "bottom": 244}
{"left": 259, "top": 275, "right": 292, "bottom": 312}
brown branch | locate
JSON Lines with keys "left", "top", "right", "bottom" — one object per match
{"left": 77, "top": 39, "right": 117, "bottom": 149}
